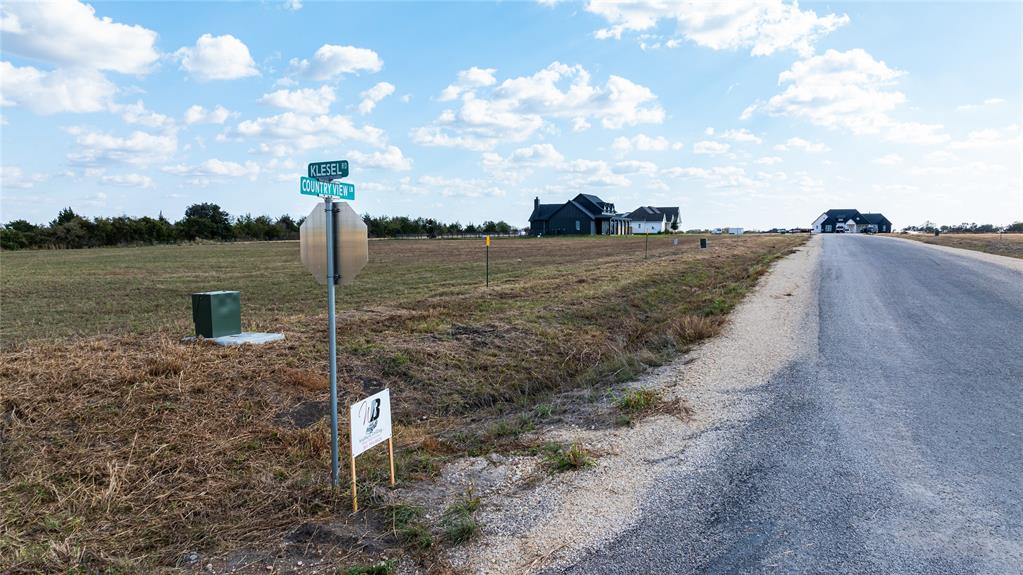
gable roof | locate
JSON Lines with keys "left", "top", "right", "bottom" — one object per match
{"left": 656, "top": 207, "right": 680, "bottom": 221}
{"left": 628, "top": 206, "right": 681, "bottom": 222}
{"left": 823, "top": 209, "right": 868, "bottom": 224}
{"left": 861, "top": 213, "right": 891, "bottom": 225}
{"left": 529, "top": 203, "right": 561, "bottom": 222}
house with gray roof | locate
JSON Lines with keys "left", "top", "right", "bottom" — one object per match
{"left": 812, "top": 209, "right": 892, "bottom": 233}
{"left": 529, "top": 195, "right": 632, "bottom": 236}
{"left": 627, "top": 206, "right": 681, "bottom": 234}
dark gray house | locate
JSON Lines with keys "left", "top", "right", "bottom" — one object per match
{"left": 529, "top": 194, "right": 632, "bottom": 236}
{"left": 862, "top": 213, "right": 893, "bottom": 233}
{"left": 812, "top": 209, "right": 891, "bottom": 233}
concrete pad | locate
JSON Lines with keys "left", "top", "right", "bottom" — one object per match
{"left": 182, "top": 332, "right": 285, "bottom": 346}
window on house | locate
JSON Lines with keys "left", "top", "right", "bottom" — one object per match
{"left": 825, "top": 225, "right": 832, "bottom": 232}
{"left": 575, "top": 220, "right": 580, "bottom": 231}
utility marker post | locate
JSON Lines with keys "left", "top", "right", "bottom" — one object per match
{"left": 485, "top": 235, "right": 491, "bottom": 287}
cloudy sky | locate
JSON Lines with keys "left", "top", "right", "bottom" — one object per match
{"left": 1, "top": 0, "right": 1020, "bottom": 229}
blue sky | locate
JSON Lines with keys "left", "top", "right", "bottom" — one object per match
{"left": 1, "top": 0, "right": 1020, "bottom": 230}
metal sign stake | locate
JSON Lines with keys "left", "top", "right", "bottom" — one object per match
{"left": 325, "top": 196, "right": 340, "bottom": 489}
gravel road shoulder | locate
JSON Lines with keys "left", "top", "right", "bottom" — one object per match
{"left": 443, "top": 236, "right": 822, "bottom": 574}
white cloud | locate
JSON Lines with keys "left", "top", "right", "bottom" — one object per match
{"left": 749, "top": 48, "right": 951, "bottom": 145}
{"left": 872, "top": 153, "right": 903, "bottom": 165}
{"left": 440, "top": 67, "right": 497, "bottom": 101}
{"left": 347, "top": 145, "right": 412, "bottom": 171}
{"left": 184, "top": 104, "right": 236, "bottom": 125}
{"left": 662, "top": 165, "right": 756, "bottom": 189}
{"left": 0, "top": 61, "right": 116, "bottom": 114}
{"left": 115, "top": 100, "right": 173, "bottom": 129}
{"left": 755, "top": 156, "right": 783, "bottom": 165}
{"left": 613, "top": 160, "right": 658, "bottom": 174}
{"left": 693, "top": 140, "right": 730, "bottom": 155}
{"left": 282, "top": 0, "right": 302, "bottom": 11}
{"left": 956, "top": 97, "right": 1007, "bottom": 111}
{"left": 754, "top": 49, "right": 904, "bottom": 134}
{"left": 716, "top": 128, "right": 762, "bottom": 144}
{"left": 162, "top": 158, "right": 261, "bottom": 180}
{"left": 883, "top": 122, "right": 949, "bottom": 145}
{"left": 0, "top": 165, "right": 48, "bottom": 189}
{"left": 66, "top": 127, "right": 178, "bottom": 166}
{"left": 774, "top": 137, "right": 830, "bottom": 153}
{"left": 612, "top": 133, "right": 682, "bottom": 153}
{"left": 232, "top": 112, "right": 386, "bottom": 150}
{"left": 414, "top": 175, "right": 506, "bottom": 198}
{"left": 359, "top": 82, "right": 396, "bottom": 114}
{"left": 948, "top": 125, "right": 1022, "bottom": 150}
{"left": 259, "top": 86, "right": 335, "bottom": 114}
{"left": 586, "top": 1, "right": 848, "bottom": 57}
{"left": 289, "top": 44, "right": 383, "bottom": 81}
{"left": 174, "top": 34, "right": 260, "bottom": 81}
{"left": 0, "top": 0, "right": 158, "bottom": 74}
{"left": 481, "top": 143, "right": 565, "bottom": 181}
{"left": 414, "top": 62, "right": 664, "bottom": 150}
{"left": 100, "top": 173, "right": 154, "bottom": 188}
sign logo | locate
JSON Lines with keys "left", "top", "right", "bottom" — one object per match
{"left": 349, "top": 389, "right": 391, "bottom": 457}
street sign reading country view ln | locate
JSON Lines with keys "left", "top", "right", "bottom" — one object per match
{"left": 300, "top": 176, "right": 355, "bottom": 201}
{"left": 309, "top": 160, "right": 349, "bottom": 182}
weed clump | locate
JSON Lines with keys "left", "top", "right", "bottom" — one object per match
{"left": 345, "top": 559, "right": 397, "bottom": 575}
{"left": 542, "top": 443, "right": 594, "bottom": 473}
{"left": 616, "top": 389, "right": 661, "bottom": 413}
{"left": 387, "top": 503, "right": 432, "bottom": 552}
{"left": 440, "top": 494, "right": 481, "bottom": 544}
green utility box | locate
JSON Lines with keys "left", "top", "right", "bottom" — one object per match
{"left": 191, "top": 291, "right": 241, "bottom": 338}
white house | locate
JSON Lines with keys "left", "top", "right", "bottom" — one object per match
{"left": 627, "top": 206, "right": 680, "bottom": 234}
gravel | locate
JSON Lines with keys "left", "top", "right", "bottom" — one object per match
{"left": 443, "top": 238, "right": 822, "bottom": 574}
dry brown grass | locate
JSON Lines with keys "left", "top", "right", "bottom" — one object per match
{"left": 898, "top": 233, "right": 1023, "bottom": 259}
{"left": 1, "top": 234, "right": 804, "bottom": 572}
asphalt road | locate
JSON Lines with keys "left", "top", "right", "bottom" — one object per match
{"left": 555, "top": 236, "right": 1023, "bottom": 575}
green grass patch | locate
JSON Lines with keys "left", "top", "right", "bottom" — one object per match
{"left": 440, "top": 494, "right": 482, "bottom": 544}
{"left": 542, "top": 443, "right": 594, "bottom": 473}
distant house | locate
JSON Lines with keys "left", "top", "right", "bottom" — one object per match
{"left": 861, "top": 213, "right": 893, "bottom": 233}
{"left": 529, "top": 194, "right": 632, "bottom": 236}
{"left": 627, "top": 206, "right": 681, "bottom": 234}
{"left": 812, "top": 209, "right": 892, "bottom": 233}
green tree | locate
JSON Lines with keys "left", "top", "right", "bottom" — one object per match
{"left": 177, "top": 203, "right": 233, "bottom": 240}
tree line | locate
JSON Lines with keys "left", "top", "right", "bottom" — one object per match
{"left": 902, "top": 221, "right": 1023, "bottom": 234}
{"left": 0, "top": 204, "right": 519, "bottom": 250}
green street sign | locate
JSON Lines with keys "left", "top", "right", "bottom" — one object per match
{"left": 300, "top": 176, "right": 355, "bottom": 200}
{"left": 309, "top": 160, "right": 349, "bottom": 182}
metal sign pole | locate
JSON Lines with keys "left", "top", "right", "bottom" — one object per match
{"left": 325, "top": 196, "right": 340, "bottom": 488}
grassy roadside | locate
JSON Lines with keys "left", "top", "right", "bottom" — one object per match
{"left": 1, "top": 234, "right": 805, "bottom": 572}
{"left": 894, "top": 233, "right": 1023, "bottom": 259}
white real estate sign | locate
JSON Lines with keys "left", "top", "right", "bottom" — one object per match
{"left": 349, "top": 389, "right": 392, "bottom": 457}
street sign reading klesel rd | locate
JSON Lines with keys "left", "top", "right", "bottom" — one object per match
{"left": 300, "top": 176, "right": 355, "bottom": 200}
{"left": 309, "top": 160, "right": 349, "bottom": 181}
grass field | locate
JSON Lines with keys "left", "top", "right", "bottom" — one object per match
{"left": 1, "top": 234, "right": 804, "bottom": 573}
{"left": 897, "top": 233, "right": 1023, "bottom": 259}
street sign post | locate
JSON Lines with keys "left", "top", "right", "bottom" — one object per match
{"left": 300, "top": 176, "right": 355, "bottom": 200}
{"left": 298, "top": 165, "right": 368, "bottom": 491}
{"left": 308, "top": 160, "right": 349, "bottom": 181}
